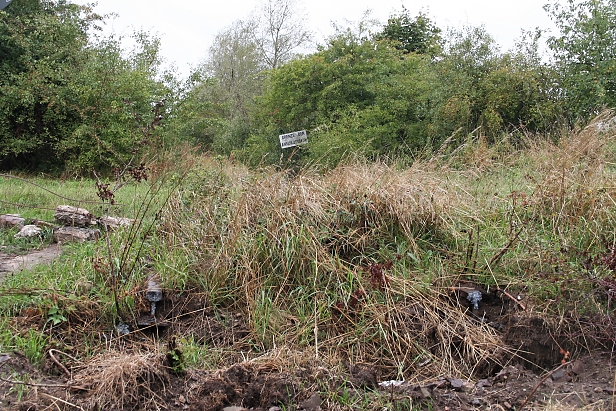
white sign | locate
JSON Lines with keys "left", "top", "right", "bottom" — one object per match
{"left": 279, "top": 130, "right": 308, "bottom": 149}
{"left": 0, "top": 0, "right": 12, "bottom": 11}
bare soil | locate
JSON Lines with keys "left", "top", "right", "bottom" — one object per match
{"left": 0, "top": 244, "right": 62, "bottom": 278}
{"left": 1, "top": 249, "right": 615, "bottom": 410}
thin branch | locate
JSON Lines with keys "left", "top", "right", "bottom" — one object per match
{"left": 40, "top": 392, "right": 85, "bottom": 411}
{"left": 519, "top": 361, "right": 572, "bottom": 410}
{"left": 0, "top": 375, "right": 68, "bottom": 388}
{"left": 497, "top": 288, "right": 527, "bottom": 310}
{"left": 488, "top": 226, "right": 523, "bottom": 267}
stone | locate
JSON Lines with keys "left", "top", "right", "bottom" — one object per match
{"left": 53, "top": 226, "right": 101, "bottom": 243}
{"left": 449, "top": 378, "right": 464, "bottom": 389}
{"left": 222, "top": 407, "right": 246, "bottom": 411}
{"left": 300, "top": 393, "right": 321, "bottom": 410}
{"left": 54, "top": 205, "right": 96, "bottom": 227}
{"left": 461, "top": 381, "right": 475, "bottom": 392}
{"left": 14, "top": 224, "right": 42, "bottom": 238}
{"left": 551, "top": 368, "right": 567, "bottom": 381}
{"left": 416, "top": 387, "right": 432, "bottom": 399}
{"left": 495, "top": 366, "right": 519, "bottom": 382}
{"left": 476, "top": 379, "right": 492, "bottom": 388}
{"left": 99, "top": 215, "right": 133, "bottom": 230}
{"left": 0, "top": 214, "right": 25, "bottom": 228}
{"left": 570, "top": 360, "right": 585, "bottom": 375}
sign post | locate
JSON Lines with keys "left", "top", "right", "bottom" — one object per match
{"left": 279, "top": 130, "right": 308, "bottom": 149}
{"left": 0, "top": 0, "right": 12, "bottom": 11}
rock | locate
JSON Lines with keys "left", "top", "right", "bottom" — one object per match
{"left": 268, "top": 407, "right": 282, "bottom": 411}
{"left": 54, "top": 205, "right": 96, "bottom": 227}
{"left": 461, "top": 381, "right": 475, "bottom": 392}
{"left": 551, "top": 368, "right": 568, "bottom": 381}
{"left": 99, "top": 215, "right": 133, "bottom": 230}
{"left": 0, "top": 214, "right": 25, "bottom": 228}
{"left": 222, "top": 407, "right": 246, "bottom": 411}
{"left": 476, "top": 379, "right": 492, "bottom": 388}
{"left": 300, "top": 393, "right": 321, "bottom": 410}
{"left": 449, "top": 378, "right": 464, "bottom": 389}
{"left": 14, "top": 225, "right": 42, "bottom": 238}
{"left": 495, "top": 366, "right": 519, "bottom": 382}
{"left": 31, "top": 219, "right": 57, "bottom": 229}
{"left": 53, "top": 226, "right": 101, "bottom": 243}
{"left": 570, "top": 360, "right": 585, "bottom": 375}
{"left": 416, "top": 386, "right": 432, "bottom": 399}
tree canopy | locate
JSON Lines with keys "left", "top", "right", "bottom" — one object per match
{"left": 0, "top": 0, "right": 171, "bottom": 173}
{"left": 1, "top": 1, "right": 615, "bottom": 173}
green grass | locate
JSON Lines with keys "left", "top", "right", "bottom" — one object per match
{"left": 1, "top": 118, "right": 616, "bottom": 410}
{"left": 0, "top": 173, "right": 160, "bottom": 222}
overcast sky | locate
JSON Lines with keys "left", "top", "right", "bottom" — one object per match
{"left": 75, "top": 0, "right": 557, "bottom": 79}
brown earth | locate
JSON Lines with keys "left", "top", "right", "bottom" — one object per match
{"left": 0, "top": 244, "right": 62, "bottom": 278}
{"left": 1, "top": 250, "right": 615, "bottom": 410}
{"left": 0, "top": 289, "right": 615, "bottom": 410}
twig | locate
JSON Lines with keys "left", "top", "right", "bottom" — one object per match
{"left": 497, "top": 288, "right": 527, "bottom": 310}
{"left": 40, "top": 392, "right": 85, "bottom": 411}
{"left": 519, "top": 361, "right": 571, "bottom": 410}
{"left": 48, "top": 349, "right": 77, "bottom": 378}
{"left": 0, "top": 375, "right": 68, "bottom": 388}
{"left": 488, "top": 227, "right": 523, "bottom": 267}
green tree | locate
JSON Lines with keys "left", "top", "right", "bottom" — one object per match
{"left": 375, "top": 8, "right": 442, "bottom": 56}
{"left": 195, "top": 19, "right": 264, "bottom": 154}
{"left": 545, "top": 0, "right": 616, "bottom": 120}
{"left": 243, "top": 22, "right": 435, "bottom": 167}
{"left": 59, "top": 33, "right": 171, "bottom": 172}
{"left": 429, "top": 25, "right": 561, "bottom": 143}
{"left": 0, "top": 0, "right": 171, "bottom": 173}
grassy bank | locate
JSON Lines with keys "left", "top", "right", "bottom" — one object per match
{"left": 1, "top": 112, "right": 616, "bottom": 410}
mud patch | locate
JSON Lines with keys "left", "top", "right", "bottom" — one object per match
{"left": 184, "top": 364, "right": 297, "bottom": 410}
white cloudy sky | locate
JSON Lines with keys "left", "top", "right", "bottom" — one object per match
{"left": 76, "top": 0, "right": 557, "bottom": 78}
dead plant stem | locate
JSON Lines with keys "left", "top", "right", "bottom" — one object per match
{"left": 519, "top": 361, "right": 571, "bottom": 410}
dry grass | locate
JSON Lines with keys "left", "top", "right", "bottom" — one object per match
{"left": 161, "top": 111, "right": 615, "bottom": 377}
{"left": 5, "top": 113, "right": 616, "bottom": 411}
{"left": 73, "top": 351, "right": 169, "bottom": 410}
{"left": 528, "top": 110, "right": 616, "bottom": 224}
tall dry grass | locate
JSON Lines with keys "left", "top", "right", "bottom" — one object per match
{"left": 155, "top": 110, "right": 616, "bottom": 381}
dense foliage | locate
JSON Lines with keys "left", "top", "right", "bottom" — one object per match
{"left": 0, "top": 0, "right": 171, "bottom": 173}
{"left": 545, "top": 0, "right": 616, "bottom": 120}
{"left": 1, "top": 0, "right": 615, "bottom": 172}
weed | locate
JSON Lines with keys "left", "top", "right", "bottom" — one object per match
{"left": 14, "top": 329, "right": 48, "bottom": 366}
{"left": 8, "top": 374, "right": 29, "bottom": 402}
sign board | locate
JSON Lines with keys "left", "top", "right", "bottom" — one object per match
{"left": 0, "top": 0, "right": 11, "bottom": 11}
{"left": 279, "top": 130, "right": 308, "bottom": 149}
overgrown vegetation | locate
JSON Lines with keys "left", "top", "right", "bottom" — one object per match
{"left": 3, "top": 0, "right": 615, "bottom": 173}
{"left": 1, "top": 112, "right": 616, "bottom": 409}
{"left": 1, "top": 0, "right": 616, "bottom": 409}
